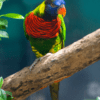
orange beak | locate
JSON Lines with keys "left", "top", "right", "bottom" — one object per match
{"left": 57, "top": 6, "right": 66, "bottom": 17}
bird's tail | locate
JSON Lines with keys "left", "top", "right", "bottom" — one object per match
{"left": 49, "top": 82, "right": 59, "bottom": 100}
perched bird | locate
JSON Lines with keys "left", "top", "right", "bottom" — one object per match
{"left": 23, "top": 0, "right": 71, "bottom": 100}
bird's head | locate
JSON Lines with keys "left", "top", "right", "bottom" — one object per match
{"left": 45, "top": 0, "right": 66, "bottom": 18}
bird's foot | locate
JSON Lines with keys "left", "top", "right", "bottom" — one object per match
{"left": 54, "top": 75, "right": 71, "bottom": 83}
{"left": 30, "top": 57, "right": 41, "bottom": 71}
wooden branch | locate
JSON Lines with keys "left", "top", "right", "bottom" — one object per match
{"left": 2, "top": 29, "right": 100, "bottom": 100}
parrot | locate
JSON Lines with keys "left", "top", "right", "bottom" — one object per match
{"left": 23, "top": 0, "right": 71, "bottom": 100}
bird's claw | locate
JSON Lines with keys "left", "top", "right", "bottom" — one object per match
{"left": 30, "top": 57, "right": 41, "bottom": 71}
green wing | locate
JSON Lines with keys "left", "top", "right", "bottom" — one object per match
{"left": 58, "top": 14, "right": 66, "bottom": 47}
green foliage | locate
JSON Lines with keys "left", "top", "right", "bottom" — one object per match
{"left": 0, "top": 13, "right": 24, "bottom": 19}
{"left": 96, "top": 97, "right": 100, "bottom": 100}
{"left": 0, "top": 77, "right": 3, "bottom": 88}
{"left": 0, "top": 31, "right": 9, "bottom": 38}
{"left": 0, "top": 2, "right": 3, "bottom": 10}
{"left": 0, "top": 18, "right": 8, "bottom": 28}
{"left": 0, "top": 96, "right": 4, "bottom": 100}
{"left": 0, "top": 0, "right": 8, "bottom": 40}
{"left": 0, "top": 0, "right": 24, "bottom": 41}
{"left": 6, "top": 91, "right": 14, "bottom": 100}
{"left": 0, "top": 0, "right": 6, "bottom": 10}
{"left": 0, "top": 77, "right": 14, "bottom": 100}
{"left": 0, "top": 89, "right": 7, "bottom": 100}
{"left": 0, "top": 18, "right": 8, "bottom": 40}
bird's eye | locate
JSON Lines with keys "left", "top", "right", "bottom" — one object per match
{"left": 51, "top": 3, "right": 58, "bottom": 8}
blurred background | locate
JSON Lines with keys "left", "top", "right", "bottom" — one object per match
{"left": 0, "top": 0, "right": 100, "bottom": 100}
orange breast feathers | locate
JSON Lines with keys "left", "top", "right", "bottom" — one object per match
{"left": 25, "top": 12, "right": 61, "bottom": 39}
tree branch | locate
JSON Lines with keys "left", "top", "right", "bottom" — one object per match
{"left": 2, "top": 29, "right": 100, "bottom": 100}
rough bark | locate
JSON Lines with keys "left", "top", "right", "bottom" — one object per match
{"left": 2, "top": 29, "right": 100, "bottom": 100}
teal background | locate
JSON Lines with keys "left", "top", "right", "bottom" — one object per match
{"left": 0, "top": 0, "right": 100, "bottom": 100}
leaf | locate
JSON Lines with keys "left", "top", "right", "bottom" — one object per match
{"left": 0, "top": 18, "right": 8, "bottom": 27}
{"left": 0, "top": 96, "right": 4, "bottom": 100}
{"left": 0, "top": 0, "right": 5, "bottom": 2}
{"left": 0, "top": 2, "right": 3, "bottom": 10}
{"left": 0, "top": 13, "right": 24, "bottom": 19}
{"left": 0, "top": 31, "right": 9, "bottom": 38}
{"left": 0, "top": 18, "right": 8, "bottom": 30}
{"left": 0, "top": 0, "right": 5, "bottom": 10}
{"left": 7, "top": 96, "right": 14, "bottom": 100}
{"left": 5, "top": 91, "right": 12, "bottom": 97}
{"left": 0, "top": 25, "right": 6, "bottom": 30}
{"left": 0, "top": 89, "right": 7, "bottom": 100}
{"left": 6, "top": 91, "right": 14, "bottom": 100}
{"left": 0, "top": 77, "right": 3, "bottom": 88}
{"left": 96, "top": 97, "right": 100, "bottom": 100}
{"left": 7, "top": 96, "right": 12, "bottom": 100}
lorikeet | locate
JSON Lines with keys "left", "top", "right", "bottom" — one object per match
{"left": 23, "top": 0, "right": 70, "bottom": 100}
